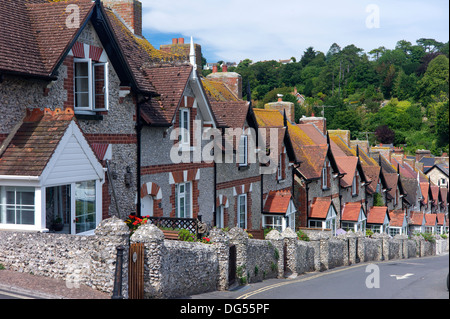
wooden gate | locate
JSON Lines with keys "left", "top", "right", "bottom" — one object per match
{"left": 228, "top": 244, "right": 236, "bottom": 286}
{"left": 128, "top": 243, "right": 144, "bottom": 299}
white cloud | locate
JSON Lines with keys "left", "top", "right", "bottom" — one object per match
{"left": 141, "top": 0, "right": 449, "bottom": 62}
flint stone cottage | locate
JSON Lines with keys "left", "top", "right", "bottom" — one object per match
{"left": 0, "top": 0, "right": 447, "bottom": 240}
{"left": 0, "top": 0, "right": 219, "bottom": 234}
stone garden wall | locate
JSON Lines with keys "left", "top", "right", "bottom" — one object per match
{"left": 0, "top": 216, "right": 448, "bottom": 299}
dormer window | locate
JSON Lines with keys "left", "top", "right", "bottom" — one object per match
{"left": 74, "top": 58, "right": 109, "bottom": 112}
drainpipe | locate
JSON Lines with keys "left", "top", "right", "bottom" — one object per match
{"left": 214, "top": 161, "right": 217, "bottom": 226}
{"left": 305, "top": 179, "right": 312, "bottom": 228}
{"left": 337, "top": 173, "right": 345, "bottom": 229}
{"left": 136, "top": 96, "right": 150, "bottom": 218}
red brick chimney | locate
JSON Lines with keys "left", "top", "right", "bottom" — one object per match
{"left": 222, "top": 64, "right": 228, "bottom": 72}
{"left": 103, "top": 0, "right": 143, "bottom": 36}
{"left": 172, "top": 38, "right": 178, "bottom": 44}
{"left": 178, "top": 38, "right": 185, "bottom": 44}
{"left": 212, "top": 65, "right": 218, "bottom": 73}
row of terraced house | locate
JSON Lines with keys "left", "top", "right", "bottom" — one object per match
{"left": 0, "top": 0, "right": 448, "bottom": 238}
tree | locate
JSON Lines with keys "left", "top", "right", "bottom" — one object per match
{"left": 418, "top": 55, "right": 449, "bottom": 101}
{"left": 375, "top": 125, "right": 395, "bottom": 144}
{"left": 300, "top": 47, "right": 317, "bottom": 67}
{"left": 435, "top": 100, "right": 449, "bottom": 146}
{"left": 417, "top": 38, "right": 444, "bottom": 53}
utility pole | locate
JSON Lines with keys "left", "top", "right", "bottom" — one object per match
{"left": 320, "top": 105, "right": 338, "bottom": 117}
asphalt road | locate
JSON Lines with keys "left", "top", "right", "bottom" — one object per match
{"left": 191, "top": 253, "right": 449, "bottom": 299}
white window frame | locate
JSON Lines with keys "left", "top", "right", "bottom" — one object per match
{"left": 179, "top": 108, "right": 190, "bottom": 147}
{"left": 263, "top": 215, "right": 283, "bottom": 232}
{"left": 0, "top": 186, "right": 36, "bottom": 226}
{"left": 238, "top": 135, "right": 248, "bottom": 167}
{"left": 74, "top": 58, "right": 109, "bottom": 113}
{"left": 93, "top": 62, "right": 109, "bottom": 111}
{"left": 237, "top": 193, "right": 247, "bottom": 229}
{"left": 176, "top": 182, "right": 192, "bottom": 218}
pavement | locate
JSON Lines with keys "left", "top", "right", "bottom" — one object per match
{"left": 0, "top": 269, "right": 110, "bottom": 299}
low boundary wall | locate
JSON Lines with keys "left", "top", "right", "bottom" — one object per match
{"left": 0, "top": 217, "right": 448, "bottom": 298}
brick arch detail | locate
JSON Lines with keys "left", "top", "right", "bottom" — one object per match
{"left": 140, "top": 182, "right": 162, "bottom": 200}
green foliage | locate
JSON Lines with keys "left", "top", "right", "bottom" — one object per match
{"left": 296, "top": 229, "right": 310, "bottom": 241}
{"left": 178, "top": 229, "right": 196, "bottom": 242}
{"left": 418, "top": 232, "right": 436, "bottom": 243}
{"left": 225, "top": 37, "right": 448, "bottom": 155}
{"left": 373, "top": 193, "right": 384, "bottom": 207}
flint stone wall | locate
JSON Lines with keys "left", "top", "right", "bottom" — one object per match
{"left": 0, "top": 217, "right": 129, "bottom": 295}
{"left": 0, "top": 219, "right": 447, "bottom": 299}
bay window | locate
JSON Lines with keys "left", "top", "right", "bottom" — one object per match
{"left": 0, "top": 187, "right": 35, "bottom": 225}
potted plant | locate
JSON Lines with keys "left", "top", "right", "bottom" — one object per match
{"left": 52, "top": 217, "right": 64, "bottom": 231}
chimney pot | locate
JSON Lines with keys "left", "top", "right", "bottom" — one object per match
{"left": 178, "top": 38, "right": 185, "bottom": 44}
{"left": 172, "top": 38, "right": 178, "bottom": 44}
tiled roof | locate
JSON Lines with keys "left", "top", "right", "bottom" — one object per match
{"left": 383, "top": 173, "right": 399, "bottom": 200}
{"left": 209, "top": 101, "right": 250, "bottom": 130}
{"left": 424, "top": 213, "right": 436, "bottom": 226}
{"left": 0, "top": 108, "right": 74, "bottom": 176}
{"left": 140, "top": 65, "right": 193, "bottom": 125}
{"left": 335, "top": 156, "right": 358, "bottom": 188}
{"left": 296, "top": 145, "right": 329, "bottom": 180}
{"left": 367, "top": 206, "right": 389, "bottom": 224}
{"left": 202, "top": 78, "right": 240, "bottom": 103}
{"left": 437, "top": 213, "right": 446, "bottom": 226}
{"left": 263, "top": 190, "right": 292, "bottom": 214}
{"left": 364, "top": 165, "right": 381, "bottom": 194}
{"left": 409, "top": 211, "right": 424, "bottom": 225}
{"left": 341, "top": 202, "right": 364, "bottom": 222}
{"left": 419, "top": 182, "right": 430, "bottom": 204}
{"left": 0, "top": 0, "right": 94, "bottom": 78}
{"left": 389, "top": 210, "right": 406, "bottom": 227}
{"left": 104, "top": 7, "right": 179, "bottom": 95}
{"left": 253, "top": 109, "right": 285, "bottom": 128}
{"left": 431, "top": 185, "right": 440, "bottom": 203}
{"left": 309, "top": 197, "right": 332, "bottom": 219}
{"left": 440, "top": 187, "right": 448, "bottom": 206}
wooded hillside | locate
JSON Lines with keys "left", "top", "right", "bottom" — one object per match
{"left": 204, "top": 38, "right": 449, "bottom": 156}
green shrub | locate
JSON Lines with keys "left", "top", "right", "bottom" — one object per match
{"left": 178, "top": 229, "right": 196, "bottom": 242}
{"left": 296, "top": 229, "right": 310, "bottom": 241}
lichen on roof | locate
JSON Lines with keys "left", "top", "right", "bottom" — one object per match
{"left": 202, "top": 78, "right": 239, "bottom": 102}
{"left": 106, "top": 7, "right": 184, "bottom": 63}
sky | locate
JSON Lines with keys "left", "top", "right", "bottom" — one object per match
{"left": 141, "top": 0, "right": 449, "bottom": 64}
